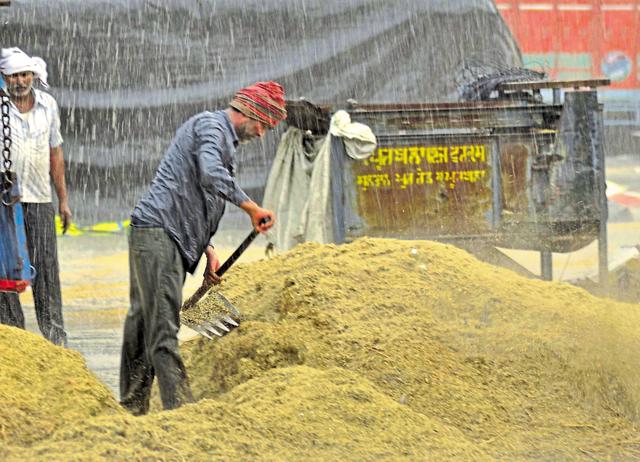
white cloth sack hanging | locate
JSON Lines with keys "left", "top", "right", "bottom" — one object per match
{"left": 263, "top": 110, "right": 376, "bottom": 251}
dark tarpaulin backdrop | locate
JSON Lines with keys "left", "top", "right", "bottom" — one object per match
{"left": 1, "top": 0, "right": 521, "bottom": 225}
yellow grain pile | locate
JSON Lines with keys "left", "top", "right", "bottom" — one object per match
{"left": 2, "top": 237, "right": 640, "bottom": 461}
{"left": 0, "top": 325, "right": 122, "bottom": 448}
{"left": 575, "top": 253, "right": 640, "bottom": 303}
{"left": 616, "top": 255, "right": 640, "bottom": 302}
{"left": 5, "top": 365, "right": 486, "bottom": 461}
{"left": 182, "top": 237, "right": 640, "bottom": 460}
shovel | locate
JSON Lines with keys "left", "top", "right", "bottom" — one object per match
{"left": 181, "top": 221, "right": 266, "bottom": 339}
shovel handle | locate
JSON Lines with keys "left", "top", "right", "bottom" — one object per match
{"left": 181, "top": 218, "right": 269, "bottom": 311}
{"left": 216, "top": 217, "right": 270, "bottom": 276}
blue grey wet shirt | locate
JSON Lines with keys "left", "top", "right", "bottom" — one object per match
{"left": 131, "top": 110, "right": 250, "bottom": 273}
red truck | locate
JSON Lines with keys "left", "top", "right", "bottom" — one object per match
{"left": 496, "top": 0, "right": 640, "bottom": 153}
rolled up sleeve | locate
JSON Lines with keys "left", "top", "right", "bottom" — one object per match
{"left": 49, "top": 98, "right": 63, "bottom": 148}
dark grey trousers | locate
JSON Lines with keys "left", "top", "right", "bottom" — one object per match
{"left": 0, "top": 202, "right": 66, "bottom": 346}
{"left": 119, "top": 226, "right": 193, "bottom": 415}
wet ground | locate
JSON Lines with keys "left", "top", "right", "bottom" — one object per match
{"left": 21, "top": 233, "right": 128, "bottom": 395}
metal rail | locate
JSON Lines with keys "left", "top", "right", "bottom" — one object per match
{"left": 499, "top": 79, "right": 611, "bottom": 91}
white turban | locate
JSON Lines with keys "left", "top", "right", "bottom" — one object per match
{"left": 0, "top": 47, "right": 49, "bottom": 88}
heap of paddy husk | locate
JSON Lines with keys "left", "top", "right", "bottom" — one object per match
{"left": 181, "top": 237, "right": 640, "bottom": 460}
{"left": 0, "top": 325, "right": 121, "bottom": 448}
{"left": 3, "top": 237, "right": 640, "bottom": 461}
{"left": 613, "top": 254, "right": 640, "bottom": 302}
{"left": 574, "top": 253, "right": 640, "bottom": 304}
{"left": 5, "top": 366, "right": 487, "bottom": 461}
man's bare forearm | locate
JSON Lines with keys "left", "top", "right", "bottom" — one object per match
{"left": 240, "top": 200, "right": 275, "bottom": 232}
{"left": 239, "top": 200, "right": 259, "bottom": 215}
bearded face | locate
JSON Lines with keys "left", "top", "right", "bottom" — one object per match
{"left": 3, "top": 71, "right": 34, "bottom": 99}
{"left": 235, "top": 118, "right": 267, "bottom": 144}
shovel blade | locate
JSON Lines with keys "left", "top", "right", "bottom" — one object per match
{"left": 185, "top": 292, "right": 242, "bottom": 340}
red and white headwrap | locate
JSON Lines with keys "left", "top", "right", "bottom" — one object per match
{"left": 0, "top": 47, "right": 49, "bottom": 88}
{"left": 229, "top": 81, "right": 287, "bottom": 128}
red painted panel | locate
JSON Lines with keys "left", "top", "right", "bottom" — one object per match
{"left": 496, "top": 1, "right": 640, "bottom": 89}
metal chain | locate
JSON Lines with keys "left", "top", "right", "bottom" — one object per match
{"left": 1, "top": 89, "right": 16, "bottom": 205}
{"left": 1, "top": 89, "right": 11, "bottom": 172}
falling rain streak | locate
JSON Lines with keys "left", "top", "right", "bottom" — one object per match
{"left": 1, "top": 0, "right": 521, "bottom": 225}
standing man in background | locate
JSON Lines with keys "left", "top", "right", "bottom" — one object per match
{"left": 120, "top": 81, "right": 285, "bottom": 415}
{"left": 0, "top": 47, "right": 72, "bottom": 346}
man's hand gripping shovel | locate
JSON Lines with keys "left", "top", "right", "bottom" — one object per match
{"left": 181, "top": 218, "right": 270, "bottom": 339}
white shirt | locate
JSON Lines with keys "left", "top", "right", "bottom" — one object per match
{"left": 4, "top": 89, "right": 63, "bottom": 203}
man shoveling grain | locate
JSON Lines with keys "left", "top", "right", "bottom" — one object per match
{"left": 119, "top": 82, "right": 286, "bottom": 415}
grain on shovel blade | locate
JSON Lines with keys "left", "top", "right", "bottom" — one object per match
{"left": 181, "top": 290, "right": 242, "bottom": 339}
